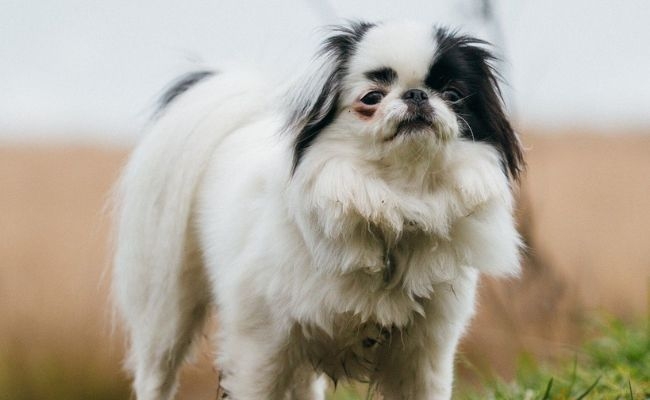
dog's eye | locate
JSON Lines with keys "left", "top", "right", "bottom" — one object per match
{"left": 360, "top": 91, "right": 384, "bottom": 105}
{"left": 441, "top": 88, "right": 463, "bottom": 103}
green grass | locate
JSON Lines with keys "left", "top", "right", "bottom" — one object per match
{"left": 329, "top": 318, "right": 649, "bottom": 400}
{"left": 460, "top": 318, "right": 650, "bottom": 400}
{"left": 326, "top": 384, "right": 373, "bottom": 400}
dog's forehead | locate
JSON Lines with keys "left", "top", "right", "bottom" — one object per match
{"left": 349, "top": 21, "right": 436, "bottom": 85}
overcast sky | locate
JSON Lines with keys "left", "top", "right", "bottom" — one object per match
{"left": 1, "top": 0, "right": 649, "bottom": 143}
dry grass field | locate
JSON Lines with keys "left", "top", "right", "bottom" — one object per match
{"left": 1, "top": 131, "right": 648, "bottom": 398}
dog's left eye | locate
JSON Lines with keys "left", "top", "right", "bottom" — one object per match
{"left": 441, "top": 88, "right": 463, "bottom": 103}
{"left": 360, "top": 91, "right": 384, "bottom": 105}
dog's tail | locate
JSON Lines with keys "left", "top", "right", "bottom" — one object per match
{"left": 112, "top": 71, "right": 267, "bottom": 398}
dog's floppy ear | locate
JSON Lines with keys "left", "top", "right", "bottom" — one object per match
{"left": 287, "top": 21, "right": 375, "bottom": 173}
{"left": 431, "top": 28, "right": 525, "bottom": 181}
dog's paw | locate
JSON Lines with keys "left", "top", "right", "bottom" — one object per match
{"left": 450, "top": 162, "right": 506, "bottom": 215}
{"left": 398, "top": 198, "right": 452, "bottom": 238}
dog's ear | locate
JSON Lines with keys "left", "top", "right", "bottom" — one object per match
{"left": 287, "top": 21, "right": 375, "bottom": 173}
{"left": 431, "top": 28, "right": 525, "bottom": 181}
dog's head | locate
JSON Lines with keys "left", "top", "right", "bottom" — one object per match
{"left": 287, "top": 20, "right": 523, "bottom": 180}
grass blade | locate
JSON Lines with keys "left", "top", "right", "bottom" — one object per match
{"left": 627, "top": 379, "right": 634, "bottom": 400}
{"left": 540, "top": 377, "right": 554, "bottom": 400}
{"left": 575, "top": 376, "right": 601, "bottom": 400}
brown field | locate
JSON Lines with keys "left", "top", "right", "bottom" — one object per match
{"left": 1, "top": 131, "right": 648, "bottom": 398}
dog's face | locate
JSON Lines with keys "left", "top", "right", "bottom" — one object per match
{"left": 342, "top": 22, "right": 461, "bottom": 145}
{"left": 289, "top": 20, "right": 523, "bottom": 180}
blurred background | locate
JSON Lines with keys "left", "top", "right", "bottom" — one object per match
{"left": 1, "top": 0, "right": 648, "bottom": 398}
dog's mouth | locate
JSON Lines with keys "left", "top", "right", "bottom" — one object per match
{"left": 392, "top": 112, "right": 435, "bottom": 139}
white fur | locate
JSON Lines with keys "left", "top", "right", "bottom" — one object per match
{"left": 114, "top": 21, "right": 522, "bottom": 400}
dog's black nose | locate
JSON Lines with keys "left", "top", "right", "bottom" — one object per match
{"left": 402, "top": 89, "right": 429, "bottom": 104}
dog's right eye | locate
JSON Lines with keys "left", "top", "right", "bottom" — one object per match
{"left": 360, "top": 91, "right": 384, "bottom": 105}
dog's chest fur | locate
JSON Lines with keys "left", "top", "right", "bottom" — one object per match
{"left": 288, "top": 229, "right": 474, "bottom": 383}
{"left": 295, "top": 314, "right": 398, "bottom": 382}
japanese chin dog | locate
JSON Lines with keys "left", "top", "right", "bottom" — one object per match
{"left": 113, "top": 20, "right": 524, "bottom": 400}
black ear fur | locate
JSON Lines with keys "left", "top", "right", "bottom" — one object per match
{"left": 289, "top": 21, "right": 375, "bottom": 173}
{"left": 432, "top": 28, "right": 525, "bottom": 180}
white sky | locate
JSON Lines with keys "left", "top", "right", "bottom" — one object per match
{"left": 1, "top": 0, "right": 649, "bottom": 143}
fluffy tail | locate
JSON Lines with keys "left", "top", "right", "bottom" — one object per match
{"left": 112, "top": 71, "right": 265, "bottom": 400}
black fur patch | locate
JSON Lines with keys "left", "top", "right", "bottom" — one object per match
{"left": 427, "top": 28, "right": 524, "bottom": 180}
{"left": 158, "top": 70, "right": 215, "bottom": 111}
{"left": 290, "top": 22, "right": 375, "bottom": 173}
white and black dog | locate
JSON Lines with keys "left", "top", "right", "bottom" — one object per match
{"left": 113, "top": 20, "right": 524, "bottom": 400}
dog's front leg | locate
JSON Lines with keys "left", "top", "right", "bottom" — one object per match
{"left": 216, "top": 327, "right": 290, "bottom": 400}
{"left": 216, "top": 318, "right": 323, "bottom": 400}
{"left": 376, "top": 274, "right": 478, "bottom": 400}
{"left": 376, "top": 341, "right": 455, "bottom": 400}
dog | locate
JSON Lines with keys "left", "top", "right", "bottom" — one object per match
{"left": 113, "top": 20, "right": 524, "bottom": 400}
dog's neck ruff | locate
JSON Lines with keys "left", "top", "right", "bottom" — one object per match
{"left": 285, "top": 144, "right": 476, "bottom": 329}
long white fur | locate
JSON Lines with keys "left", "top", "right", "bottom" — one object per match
{"left": 114, "top": 21, "right": 522, "bottom": 400}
